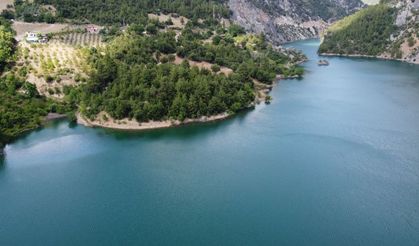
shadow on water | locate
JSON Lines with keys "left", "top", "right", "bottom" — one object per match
{"left": 2, "top": 108, "right": 254, "bottom": 154}
{"left": 68, "top": 121, "right": 79, "bottom": 129}
{"left": 0, "top": 145, "right": 6, "bottom": 168}
{"left": 5, "top": 118, "right": 70, "bottom": 147}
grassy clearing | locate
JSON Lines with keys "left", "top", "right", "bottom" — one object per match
{"left": 148, "top": 13, "right": 189, "bottom": 29}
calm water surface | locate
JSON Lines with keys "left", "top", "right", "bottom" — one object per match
{"left": 1, "top": 40, "right": 419, "bottom": 245}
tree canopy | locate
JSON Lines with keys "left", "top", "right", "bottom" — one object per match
{"left": 12, "top": 0, "right": 230, "bottom": 25}
{"left": 0, "top": 18, "right": 14, "bottom": 71}
{"left": 319, "top": 4, "right": 396, "bottom": 56}
{"left": 66, "top": 19, "right": 304, "bottom": 122}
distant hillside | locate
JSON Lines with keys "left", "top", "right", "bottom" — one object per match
{"left": 319, "top": 0, "right": 419, "bottom": 64}
{"left": 9, "top": 0, "right": 230, "bottom": 24}
{"left": 4, "top": 0, "right": 365, "bottom": 44}
{"left": 229, "top": 0, "right": 365, "bottom": 44}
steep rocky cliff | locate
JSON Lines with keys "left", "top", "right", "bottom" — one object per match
{"left": 228, "top": 0, "right": 365, "bottom": 44}
{"left": 319, "top": 0, "right": 419, "bottom": 64}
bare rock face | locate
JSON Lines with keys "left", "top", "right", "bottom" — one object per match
{"left": 229, "top": 0, "right": 365, "bottom": 44}
{"left": 373, "top": 0, "right": 419, "bottom": 64}
{"left": 391, "top": 0, "right": 419, "bottom": 64}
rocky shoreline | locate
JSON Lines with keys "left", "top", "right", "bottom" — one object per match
{"left": 77, "top": 112, "right": 232, "bottom": 131}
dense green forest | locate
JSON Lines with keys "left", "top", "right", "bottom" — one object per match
{"left": 0, "top": 73, "right": 72, "bottom": 149}
{"left": 319, "top": 4, "right": 396, "bottom": 56}
{"left": 176, "top": 23, "right": 303, "bottom": 83}
{"left": 10, "top": 0, "right": 230, "bottom": 24}
{"left": 1, "top": 83, "right": 49, "bottom": 144}
{"left": 71, "top": 21, "right": 303, "bottom": 122}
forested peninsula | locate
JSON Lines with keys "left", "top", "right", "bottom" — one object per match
{"left": 0, "top": 0, "right": 305, "bottom": 151}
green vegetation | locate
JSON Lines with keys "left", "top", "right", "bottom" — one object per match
{"left": 11, "top": 0, "right": 229, "bottom": 25}
{"left": 0, "top": 18, "right": 14, "bottom": 71}
{"left": 1, "top": 2, "right": 305, "bottom": 148}
{"left": 79, "top": 54, "right": 255, "bottom": 121}
{"left": 69, "top": 20, "right": 304, "bottom": 122}
{"left": 0, "top": 81, "right": 47, "bottom": 144}
{"left": 0, "top": 18, "right": 73, "bottom": 149}
{"left": 11, "top": 0, "right": 57, "bottom": 23}
{"left": 319, "top": 4, "right": 396, "bottom": 56}
{"left": 0, "top": 73, "right": 73, "bottom": 148}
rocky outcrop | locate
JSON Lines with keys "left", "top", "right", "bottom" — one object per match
{"left": 389, "top": 0, "right": 419, "bottom": 64}
{"left": 228, "top": 0, "right": 365, "bottom": 44}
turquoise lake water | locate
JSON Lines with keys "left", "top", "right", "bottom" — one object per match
{"left": 1, "top": 40, "right": 419, "bottom": 245}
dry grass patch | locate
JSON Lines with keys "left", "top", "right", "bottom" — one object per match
{"left": 0, "top": 0, "right": 13, "bottom": 11}
{"left": 173, "top": 56, "right": 233, "bottom": 75}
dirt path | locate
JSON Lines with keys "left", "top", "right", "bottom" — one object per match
{"left": 12, "top": 21, "right": 69, "bottom": 41}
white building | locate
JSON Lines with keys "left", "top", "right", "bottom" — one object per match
{"left": 25, "top": 32, "right": 48, "bottom": 43}
{"left": 26, "top": 32, "right": 39, "bottom": 43}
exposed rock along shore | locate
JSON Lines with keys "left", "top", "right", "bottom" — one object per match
{"left": 76, "top": 112, "right": 232, "bottom": 131}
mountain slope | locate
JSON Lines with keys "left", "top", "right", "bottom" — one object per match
{"left": 319, "top": 0, "right": 419, "bottom": 64}
{"left": 8, "top": 0, "right": 364, "bottom": 44}
{"left": 229, "top": 0, "right": 365, "bottom": 44}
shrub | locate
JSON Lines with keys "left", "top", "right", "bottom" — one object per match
{"left": 211, "top": 64, "right": 221, "bottom": 73}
